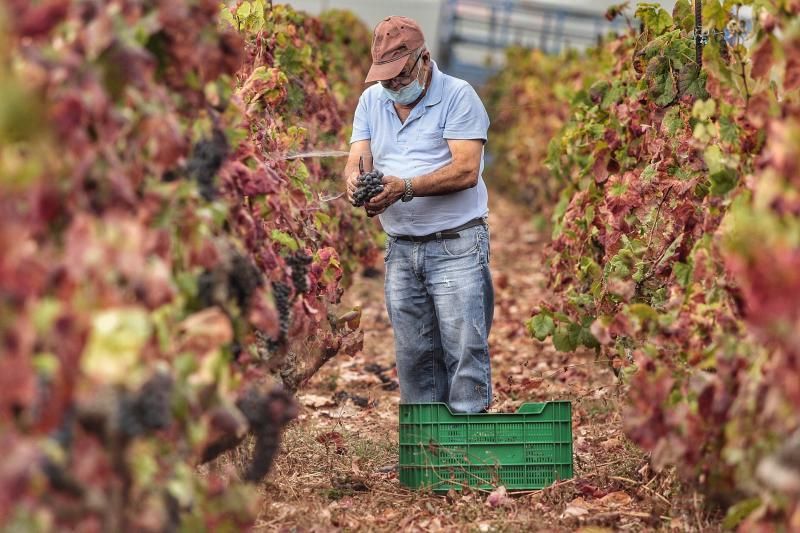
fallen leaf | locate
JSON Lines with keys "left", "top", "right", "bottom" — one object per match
{"left": 600, "top": 437, "right": 622, "bottom": 450}
{"left": 561, "top": 497, "right": 591, "bottom": 518}
{"left": 316, "top": 431, "right": 346, "bottom": 454}
{"left": 299, "top": 393, "right": 336, "bottom": 408}
{"left": 597, "top": 491, "right": 632, "bottom": 508}
{"left": 338, "top": 369, "right": 381, "bottom": 386}
{"left": 485, "top": 485, "right": 509, "bottom": 508}
{"left": 576, "top": 479, "right": 608, "bottom": 499}
{"left": 317, "top": 404, "right": 361, "bottom": 418}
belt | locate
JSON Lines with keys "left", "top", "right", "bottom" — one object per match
{"left": 393, "top": 218, "right": 486, "bottom": 243}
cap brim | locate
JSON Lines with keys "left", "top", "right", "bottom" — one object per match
{"left": 364, "top": 54, "right": 410, "bottom": 83}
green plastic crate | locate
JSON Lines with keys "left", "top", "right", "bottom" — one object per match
{"left": 399, "top": 401, "right": 573, "bottom": 491}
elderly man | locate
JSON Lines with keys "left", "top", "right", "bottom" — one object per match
{"left": 345, "top": 16, "right": 493, "bottom": 413}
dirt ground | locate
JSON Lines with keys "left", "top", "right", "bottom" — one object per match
{"left": 255, "top": 194, "right": 721, "bottom": 532}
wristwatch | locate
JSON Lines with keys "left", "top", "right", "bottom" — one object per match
{"left": 401, "top": 178, "right": 414, "bottom": 202}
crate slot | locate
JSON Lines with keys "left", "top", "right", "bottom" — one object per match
{"left": 438, "top": 447, "right": 467, "bottom": 465}
{"left": 527, "top": 422, "right": 555, "bottom": 440}
{"left": 496, "top": 422, "right": 525, "bottom": 442}
{"left": 527, "top": 465, "right": 558, "bottom": 487}
{"left": 440, "top": 424, "right": 467, "bottom": 443}
{"left": 525, "top": 443, "right": 555, "bottom": 463}
{"left": 468, "top": 423, "right": 497, "bottom": 443}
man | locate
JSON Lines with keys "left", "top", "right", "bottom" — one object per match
{"left": 345, "top": 16, "right": 493, "bottom": 414}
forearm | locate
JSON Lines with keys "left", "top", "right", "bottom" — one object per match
{"left": 344, "top": 158, "right": 360, "bottom": 181}
{"left": 362, "top": 139, "right": 483, "bottom": 215}
{"left": 345, "top": 141, "right": 372, "bottom": 180}
{"left": 408, "top": 160, "right": 478, "bottom": 197}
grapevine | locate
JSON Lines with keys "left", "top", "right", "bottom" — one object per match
{"left": 486, "top": 0, "right": 800, "bottom": 525}
{"left": 0, "top": 1, "right": 376, "bottom": 529}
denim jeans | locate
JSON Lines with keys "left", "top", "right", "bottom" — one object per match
{"left": 384, "top": 224, "right": 494, "bottom": 413}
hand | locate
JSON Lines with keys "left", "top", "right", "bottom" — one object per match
{"left": 365, "top": 175, "right": 405, "bottom": 216}
{"left": 345, "top": 171, "right": 360, "bottom": 204}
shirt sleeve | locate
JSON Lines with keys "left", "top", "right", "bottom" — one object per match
{"left": 350, "top": 92, "right": 371, "bottom": 144}
{"left": 443, "top": 83, "right": 490, "bottom": 143}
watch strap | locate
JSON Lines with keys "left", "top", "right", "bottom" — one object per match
{"left": 401, "top": 178, "right": 414, "bottom": 202}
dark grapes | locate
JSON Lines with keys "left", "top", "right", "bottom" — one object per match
{"left": 271, "top": 281, "right": 292, "bottom": 341}
{"left": 187, "top": 128, "right": 228, "bottom": 201}
{"left": 287, "top": 250, "right": 312, "bottom": 295}
{"left": 351, "top": 169, "right": 385, "bottom": 207}
{"left": 228, "top": 252, "right": 263, "bottom": 311}
{"left": 117, "top": 372, "right": 173, "bottom": 439}
{"left": 236, "top": 386, "right": 298, "bottom": 483}
{"left": 196, "top": 250, "right": 262, "bottom": 313}
{"left": 197, "top": 269, "right": 218, "bottom": 309}
{"left": 117, "top": 392, "right": 145, "bottom": 438}
{"left": 135, "top": 373, "right": 173, "bottom": 432}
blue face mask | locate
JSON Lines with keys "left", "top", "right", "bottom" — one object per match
{"left": 383, "top": 57, "right": 425, "bottom": 105}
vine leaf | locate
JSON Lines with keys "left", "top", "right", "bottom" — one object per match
{"left": 678, "top": 63, "right": 708, "bottom": 100}
{"left": 635, "top": 3, "right": 673, "bottom": 36}
{"left": 527, "top": 314, "right": 555, "bottom": 341}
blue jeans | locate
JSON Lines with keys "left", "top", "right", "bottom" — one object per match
{"left": 384, "top": 224, "right": 494, "bottom": 413}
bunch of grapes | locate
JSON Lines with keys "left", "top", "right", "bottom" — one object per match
{"left": 287, "top": 250, "right": 312, "bottom": 295}
{"left": 271, "top": 281, "right": 292, "bottom": 341}
{"left": 187, "top": 128, "right": 228, "bottom": 201}
{"left": 351, "top": 170, "right": 384, "bottom": 207}
{"left": 236, "top": 386, "right": 298, "bottom": 483}
{"left": 228, "top": 252, "right": 263, "bottom": 311}
{"left": 115, "top": 373, "right": 174, "bottom": 439}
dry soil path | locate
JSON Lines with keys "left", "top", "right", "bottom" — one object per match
{"left": 257, "top": 193, "right": 703, "bottom": 532}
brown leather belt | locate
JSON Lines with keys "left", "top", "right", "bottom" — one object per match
{"left": 393, "top": 218, "right": 486, "bottom": 243}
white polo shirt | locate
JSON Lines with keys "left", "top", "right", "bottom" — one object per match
{"left": 350, "top": 60, "right": 490, "bottom": 236}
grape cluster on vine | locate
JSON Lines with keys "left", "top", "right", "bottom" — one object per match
{"left": 187, "top": 129, "right": 228, "bottom": 201}
{"left": 117, "top": 373, "right": 174, "bottom": 439}
{"left": 229, "top": 252, "right": 263, "bottom": 310}
{"left": 271, "top": 281, "right": 292, "bottom": 341}
{"left": 287, "top": 250, "right": 312, "bottom": 295}
{"left": 196, "top": 250, "right": 263, "bottom": 314}
{"left": 351, "top": 170, "right": 384, "bottom": 207}
{"left": 236, "top": 386, "right": 298, "bottom": 482}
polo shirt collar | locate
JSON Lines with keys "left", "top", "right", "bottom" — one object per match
{"left": 378, "top": 59, "right": 444, "bottom": 109}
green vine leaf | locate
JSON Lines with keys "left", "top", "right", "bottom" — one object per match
{"left": 552, "top": 322, "right": 582, "bottom": 352}
{"left": 527, "top": 313, "right": 555, "bottom": 341}
{"left": 635, "top": 3, "right": 673, "bottom": 36}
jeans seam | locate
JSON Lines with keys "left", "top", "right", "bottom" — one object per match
{"left": 481, "top": 231, "right": 492, "bottom": 408}
{"left": 429, "top": 322, "right": 436, "bottom": 402}
{"left": 480, "top": 275, "right": 490, "bottom": 409}
{"left": 484, "top": 349, "right": 491, "bottom": 408}
{"left": 442, "top": 230, "right": 480, "bottom": 257}
{"left": 384, "top": 236, "right": 394, "bottom": 262}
